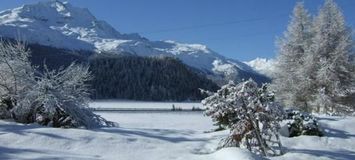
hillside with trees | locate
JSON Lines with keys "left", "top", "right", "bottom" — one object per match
{"left": 89, "top": 55, "right": 219, "bottom": 101}
{"left": 11, "top": 41, "right": 219, "bottom": 101}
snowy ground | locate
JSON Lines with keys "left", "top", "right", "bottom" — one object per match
{"left": 271, "top": 115, "right": 355, "bottom": 160}
{"left": 0, "top": 111, "right": 227, "bottom": 160}
{"left": 0, "top": 102, "right": 355, "bottom": 160}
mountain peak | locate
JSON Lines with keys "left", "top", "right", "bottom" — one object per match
{"left": 0, "top": 0, "right": 127, "bottom": 50}
{"left": 244, "top": 58, "right": 276, "bottom": 77}
{"left": 35, "top": 0, "right": 69, "bottom": 12}
{"left": 18, "top": 0, "right": 95, "bottom": 25}
{"left": 0, "top": 1, "right": 268, "bottom": 84}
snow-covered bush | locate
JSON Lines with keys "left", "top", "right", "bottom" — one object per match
{"left": 202, "top": 81, "right": 240, "bottom": 130}
{"left": 284, "top": 109, "right": 323, "bottom": 137}
{"left": 0, "top": 40, "right": 114, "bottom": 128}
{"left": 17, "top": 63, "right": 115, "bottom": 128}
{"left": 202, "top": 79, "right": 284, "bottom": 156}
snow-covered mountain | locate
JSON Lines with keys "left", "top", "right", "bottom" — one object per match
{"left": 0, "top": 0, "right": 267, "bottom": 84}
{"left": 244, "top": 58, "right": 276, "bottom": 77}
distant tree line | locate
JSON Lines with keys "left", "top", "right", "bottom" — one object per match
{"left": 89, "top": 55, "right": 219, "bottom": 101}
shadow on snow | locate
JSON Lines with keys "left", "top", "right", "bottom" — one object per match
{"left": 94, "top": 127, "right": 207, "bottom": 143}
{"left": 0, "top": 146, "right": 101, "bottom": 160}
{"left": 289, "top": 148, "right": 355, "bottom": 160}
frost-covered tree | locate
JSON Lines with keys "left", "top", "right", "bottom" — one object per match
{"left": 203, "top": 79, "right": 284, "bottom": 156}
{"left": 307, "top": 0, "right": 354, "bottom": 114}
{"left": 0, "top": 40, "right": 34, "bottom": 97}
{"left": 273, "top": 2, "right": 313, "bottom": 111}
{"left": 15, "top": 63, "right": 114, "bottom": 128}
{"left": 0, "top": 40, "right": 113, "bottom": 128}
{"left": 0, "top": 40, "right": 34, "bottom": 119}
{"left": 273, "top": 0, "right": 355, "bottom": 114}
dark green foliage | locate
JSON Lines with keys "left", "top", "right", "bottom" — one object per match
{"left": 28, "top": 43, "right": 90, "bottom": 71}
{"left": 89, "top": 55, "right": 219, "bottom": 101}
{"left": 0, "top": 97, "right": 14, "bottom": 119}
{"left": 285, "top": 109, "right": 323, "bottom": 137}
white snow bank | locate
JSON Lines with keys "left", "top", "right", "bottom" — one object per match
{"left": 211, "top": 147, "right": 262, "bottom": 160}
{"left": 271, "top": 115, "right": 355, "bottom": 160}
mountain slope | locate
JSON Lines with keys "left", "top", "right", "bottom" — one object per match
{"left": 0, "top": 0, "right": 268, "bottom": 84}
{"left": 15, "top": 41, "right": 218, "bottom": 101}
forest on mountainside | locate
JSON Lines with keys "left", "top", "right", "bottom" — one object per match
{"left": 25, "top": 42, "right": 218, "bottom": 101}
{"left": 89, "top": 55, "right": 219, "bottom": 101}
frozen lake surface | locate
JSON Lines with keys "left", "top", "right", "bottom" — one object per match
{"left": 89, "top": 100, "right": 205, "bottom": 111}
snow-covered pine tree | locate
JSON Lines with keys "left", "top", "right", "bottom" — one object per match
{"left": 273, "top": 2, "right": 312, "bottom": 111}
{"left": 203, "top": 79, "right": 284, "bottom": 156}
{"left": 308, "top": 0, "right": 354, "bottom": 114}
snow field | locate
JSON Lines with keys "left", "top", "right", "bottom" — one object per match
{"left": 0, "top": 111, "right": 220, "bottom": 160}
{"left": 0, "top": 102, "right": 355, "bottom": 160}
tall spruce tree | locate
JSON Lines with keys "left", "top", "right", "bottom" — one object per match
{"left": 308, "top": 0, "right": 354, "bottom": 113}
{"left": 273, "top": 2, "right": 312, "bottom": 110}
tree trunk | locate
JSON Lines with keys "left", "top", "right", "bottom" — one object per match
{"left": 251, "top": 118, "right": 267, "bottom": 156}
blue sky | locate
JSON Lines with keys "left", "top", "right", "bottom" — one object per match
{"left": 0, "top": 0, "right": 354, "bottom": 61}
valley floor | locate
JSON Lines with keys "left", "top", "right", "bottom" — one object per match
{"left": 0, "top": 103, "right": 355, "bottom": 160}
